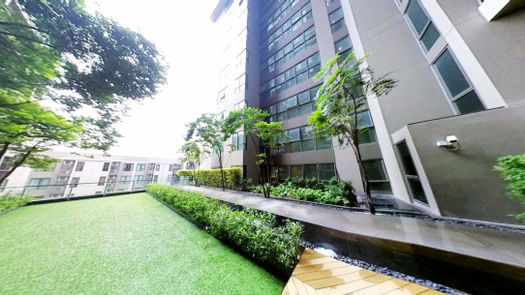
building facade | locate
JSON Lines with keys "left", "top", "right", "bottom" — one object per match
{"left": 0, "top": 151, "right": 180, "bottom": 199}
{"left": 208, "top": 0, "right": 525, "bottom": 224}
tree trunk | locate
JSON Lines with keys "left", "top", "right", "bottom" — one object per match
{"left": 192, "top": 166, "right": 199, "bottom": 187}
{"left": 350, "top": 94, "right": 375, "bottom": 214}
{"left": 218, "top": 150, "right": 226, "bottom": 191}
{"left": 349, "top": 138, "right": 375, "bottom": 214}
{"left": 0, "top": 143, "right": 9, "bottom": 162}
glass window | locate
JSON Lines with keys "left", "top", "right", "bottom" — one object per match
{"left": 288, "top": 142, "right": 302, "bottom": 153}
{"left": 304, "top": 26, "right": 315, "bottom": 40}
{"left": 288, "top": 128, "right": 300, "bottom": 141}
{"left": 299, "top": 103, "right": 312, "bottom": 115}
{"left": 363, "top": 160, "right": 388, "bottom": 181}
{"left": 75, "top": 161, "right": 85, "bottom": 172}
{"left": 406, "top": 0, "right": 429, "bottom": 34}
{"left": 433, "top": 49, "right": 485, "bottom": 114}
{"left": 454, "top": 91, "right": 485, "bottom": 114}
{"left": 29, "top": 178, "right": 50, "bottom": 188}
{"left": 329, "top": 8, "right": 343, "bottom": 25}
{"left": 286, "top": 96, "right": 298, "bottom": 108}
{"left": 317, "top": 136, "right": 332, "bottom": 150}
{"left": 304, "top": 165, "right": 317, "bottom": 179}
{"left": 357, "top": 111, "right": 373, "bottom": 128}
{"left": 307, "top": 53, "right": 320, "bottom": 67}
{"left": 434, "top": 49, "right": 472, "bottom": 98}
{"left": 290, "top": 165, "right": 303, "bottom": 178}
{"left": 318, "top": 164, "right": 336, "bottom": 181}
{"left": 298, "top": 90, "right": 310, "bottom": 104}
{"left": 277, "top": 101, "right": 287, "bottom": 113}
{"left": 335, "top": 36, "right": 352, "bottom": 54}
{"left": 396, "top": 141, "right": 428, "bottom": 204}
{"left": 98, "top": 176, "right": 106, "bottom": 186}
{"left": 421, "top": 22, "right": 440, "bottom": 50}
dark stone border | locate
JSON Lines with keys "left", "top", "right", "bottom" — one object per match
{"left": 184, "top": 185, "right": 525, "bottom": 235}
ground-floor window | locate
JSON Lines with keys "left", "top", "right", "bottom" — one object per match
{"left": 363, "top": 159, "right": 392, "bottom": 192}
{"left": 273, "top": 163, "right": 337, "bottom": 182}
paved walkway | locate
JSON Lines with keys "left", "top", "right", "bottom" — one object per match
{"left": 283, "top": 249, "right": 442, "bottom": 295}
{"left": 176, "top": 185, "right": 525, "bottom": 271}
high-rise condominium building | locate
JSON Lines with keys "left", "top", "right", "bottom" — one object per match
{"left": 0, "top": 151, "right": 180, "bottom": 199}
{"left": 206, "top": 0, "right": 525, "bottom": 224}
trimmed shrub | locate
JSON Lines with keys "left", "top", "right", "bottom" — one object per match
{"left": 176, "top": 168, "right": 241, "bottom": 190}
{"left": 0, "top": 193, "right": 32, "bottom": 214}
{"left": 251, "top": 177, "right": 356, "bottom": 207}
{"left": 495, "top": 154, "right": 525, "bottom": 222}
{"left": 146, "top": 183, "right": 303, "bottom": 274}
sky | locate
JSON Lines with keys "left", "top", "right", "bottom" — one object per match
{"left": 83, "top": 0, "right": 220, "bottom": 160}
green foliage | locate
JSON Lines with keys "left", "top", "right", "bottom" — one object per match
{"left": 0, "top": 193, "right": 32, "bottom": 213}
{"left": 495, "top": 154, "right": 525, "bottom": 222}
{"left": 147, "top": 184, "right": 304, "bottom": 274}
{"left": 308, "top": 53, "right": 396, "bottom": 213}
{"left": 0, "top": 0, "right": 167, "bottom": 181}
{"left": 250, "top": 177, "right": 356, "bottom": 207}
{"left": 176, "top": 168, "right": 242, "bottom": 190}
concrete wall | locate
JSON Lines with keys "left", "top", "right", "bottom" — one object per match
{"left": 407, "top": 104, "right": 525, "bottom": 224}
{"left": 435, "top": 0, "right": 525, "bottom": 106}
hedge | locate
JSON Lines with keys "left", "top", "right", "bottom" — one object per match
{"left": 146, "top": 184, "right": 303, "bottom": 275}
{"left": 495, "top": 154, "right": 525, "bottom": 222}
{"left": 176, "top": 167, "right": 242, "bottom": 190}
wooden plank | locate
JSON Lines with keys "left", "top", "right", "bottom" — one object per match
{"left": 286, "top": 249, "right": 442, "bottom": 295}
{"left": 419, "top": 289, "right": 445, "bottom": 295}
{"left": 294, "top": 265, "right": 362, "bottom": 281}
{"left": 352, "top": 278, "right": 410, "bottom": 295}
{"left": 297, "top": 256, "right": 335, "bottom": 266}
{"left": 383, "top": 283, "right": 429, "bottom": 295}
{"left": 305, "top": 269, "right": 377, "bottom": 289}
{"left": 316, "top": 274, "right": 391, "bottom": 295}
{"left": 293, "top": 261, "right": 349, "bottom": 275}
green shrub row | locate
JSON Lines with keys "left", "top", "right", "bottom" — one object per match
{"left": 176, "top": 168, "right": 242, "bottom": 190}
{"left": 251, "top": 177, "right": 357, "bottom": 207}
{"left": 146, "top": 183, "right": 304, "bottom": 274}
{"left": 495, "top": 154, "right": 525, "bottom": 222}
{"left": 0, "top": 193, "right": 32, "bottom": 214}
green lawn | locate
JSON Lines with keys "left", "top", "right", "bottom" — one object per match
{"left": 0, "top": 193, "right": 284, "bottom": 295}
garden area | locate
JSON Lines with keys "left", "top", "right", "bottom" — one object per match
{"left": 0, "top": 193, "right": 288, "bottom": 294}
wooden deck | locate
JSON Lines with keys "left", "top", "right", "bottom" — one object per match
{"left": 282, "top": 249, "right": 444, "bottom": 295}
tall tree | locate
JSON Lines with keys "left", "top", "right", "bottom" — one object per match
{"left": 0, "top": 0, "right": 167, "bottom": 179}
{"left": 223, "top": 107, "right": 267, "bottom": 184}
{"left": 186, "top": 114, "right": 228, "bottom": 191}
{"left": 309, "top": 53, "right": 396, "bottom": 214}
{"left": 255, "top": 121, "right": 285, "bottom": 198}
{"left": 180, "top": 141, "right": 202, "bottom": 186}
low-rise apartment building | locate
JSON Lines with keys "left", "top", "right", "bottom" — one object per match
{"left": 0, "top": 151, "right": 180, "bottom": 199}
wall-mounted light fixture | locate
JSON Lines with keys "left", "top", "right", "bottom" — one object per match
{"left": 436, "top": 135, "right": 460, "bottom": 151}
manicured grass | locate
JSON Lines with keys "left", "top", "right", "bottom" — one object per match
{"left": 0, "top": 193, "right": 284, "bottom": 294}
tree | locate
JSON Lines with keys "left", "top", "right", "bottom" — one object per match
{"left": 223, "top": 107, "right": 285, "bottom": 198}
{"left": 0, "top": 0, "right": 167, "bottom": 177}
{"left": 186, "top": 114, "right": 228, "bottom": 191}
{"left": 255, "top": 121, "right": 285, "bottom": 198}
{"left": 0, "top": 100, "right": 81, "bottom": 184}
{"left": 223, "top": 107, "right": 267, "bottom": 182}
{"left": 308, "top": 53, "right": 397, "bottom": 214}
{"left": 180, "top": 141, "right": 202, "bottom": 186}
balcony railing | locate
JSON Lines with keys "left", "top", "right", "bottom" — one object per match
{"left": 0, "top": 178, "right": 180, "bottom": 201}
